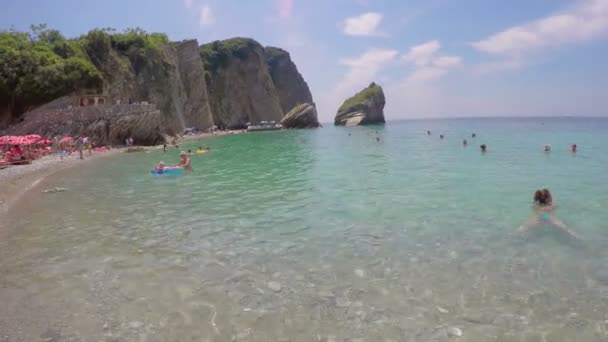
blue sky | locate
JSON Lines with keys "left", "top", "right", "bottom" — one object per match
{"left": 2, "top": 0, "right": 608, "bottom": 122}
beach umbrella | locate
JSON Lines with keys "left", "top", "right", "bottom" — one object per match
{"left": 0, "top": 135, "right": 14, "bottom": 145}
{"left": 37, "top": 139, "right": 52, "bottom": 145}
{"left": 59, "top": 136, "right": 74, "bottom": 143}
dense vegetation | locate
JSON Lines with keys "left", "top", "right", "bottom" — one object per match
{"left": 338, "top": 82, "right": 382, "bottom": 112}
{"left": 264, "top": 46, "right": 288, "bottom": 69}
{"left": 0, "top": 24, "right": 169, "bottom": 116}
{"left": 199, "top": 37, "right": 259, "bottom": 75}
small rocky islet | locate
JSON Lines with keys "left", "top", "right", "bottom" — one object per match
{"left": 334, "top": 82, "right": 386, "bottom": 127}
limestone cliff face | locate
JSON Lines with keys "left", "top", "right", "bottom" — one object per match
{"left": 200, "top": 38, "right": 284, "bottom": 129}
{"left": 335, "top": 82, "right": 386, "bottom": 126}
{"left": 89, "top": 39, "right": 213, "bottom": 134}
{"left": 265, "top": 47, "right": 313, "bottom": 114}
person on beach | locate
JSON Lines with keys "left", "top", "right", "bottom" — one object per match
{"left": 175, "top": 151, "right": 192, "bottom": 171}
{"left": 480, "top": 144, "right": 487, "bottom": 153}
{"left": 517, "top": 189, "right": 581, "bottom": 242}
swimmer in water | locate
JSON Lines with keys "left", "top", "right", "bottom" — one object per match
{"left": 517, "top": 189, "right": 581, "bottom": 242}
{"left": 480, "top": 144, "right": 487, "bottom": 153}
{"left": 463, "top": 139, "right": 468, "bottom": 146}
{"left": 544, "top": 144, "right": 551, "bottom": 153}
{"left": 440, "top": 134, "right": 444, "bottom": 140}
{"left": 427, "top": 130, "right": 431, "bottom": 135}
{"left": 571, "top": 144, "right": 577, "bottom": 153}
{"left": 187, "top": 149, "right": 192, "bottom": 156}
{"left": 175, "top": 151, "right": 192, "bottom": 171}
{"left": 472, "top": 133, "right": 476, "bottom": 138}
{"left": 154, "top": 161, "right": 166, "bottom": 173}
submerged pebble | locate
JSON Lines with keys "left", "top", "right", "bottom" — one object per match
{"left": 447, "top": 327, "right": 463, "bottom": 337}
{"left": 268, "top": 281, "right": 282, "bottom": 292}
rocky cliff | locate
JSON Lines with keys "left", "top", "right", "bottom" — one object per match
{"left": 265, "top": 47, "right": 313, "bottom": 114}
{"left": 200, "top": 38, "right": 284, "bottom": 129}
{"left": 334, "top": 82, "right": 386, "bottom": 126}
{"left": 280, "top": 103, "right": 319, "bottom": 128}
{"left": 1, "top": 28, "right": 317, "bottom": 143}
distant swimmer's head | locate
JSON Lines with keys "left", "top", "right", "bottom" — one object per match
{"left": 544, "top": 144, "right": 551, "bottom": 152}
{"left": 480, "top": 144, "right": 487, "bottom": 152}
{"left": 440, "top": 134, "right": 444, "bottom": 139}
{"left": 198, "top": 146, "right": 203, "bottom": 150}
{"left": 427, "top": 130, "right": 431, "bottom": 135}
{"left": 571, "top": 144, "right": 577, "bottom": 152}
{"left": 463, "top": 139, "right": 468, "bottom": 145}
{"left": 542, "top": 188, "right": 553, "bottom": 204}
{"left": 472, "top": 133, "right": 476, "bottom": 138}
{"left": 187, "top": 149, "right": 192, "bottom": 153}
{"left": 534, "top": 189, "right": 544, "bottom": 204}
{"left": 376, "top": 137, "right": 380, "bottom": 142}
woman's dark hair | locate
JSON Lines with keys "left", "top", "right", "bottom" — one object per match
{"left": 534, "top": 190, "right": 544, "bottom": 204}
{"left": 542, "top": 188, "right": 552, "bottom": 205}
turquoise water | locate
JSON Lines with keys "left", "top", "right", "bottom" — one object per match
{"left": 2, "top": 118, "right": 608, "bottom": 341}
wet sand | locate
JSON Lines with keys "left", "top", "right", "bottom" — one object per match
{"left": 0, "top": 150, "right": 123, "bottom": 219}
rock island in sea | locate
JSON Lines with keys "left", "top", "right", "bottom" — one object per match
{"left": 334, "top": 82, "right": 386, "bottom": 127}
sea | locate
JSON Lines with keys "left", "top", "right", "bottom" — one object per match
{"left": 1, "top": 117, "right": 608, "bottom": 341}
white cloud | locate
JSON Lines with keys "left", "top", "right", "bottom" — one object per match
{"left": 406, "top": 67, "right": 447, "bottom": 83}
{"left": 433, "top": 56, "right": 463, "bottom": 68}
{"left": 401, "top": 40, "right": 462, "bottom": 84}
{"left": 341, "top": 12, "right": 385, "bottom": 37}
{"left": 472, "top": 0, "right": 608, "bottom": 56}
{"left": 199, "top": 4, "right": 214, "bottom": 27}
{"left": 402, "top": 40, "right": 441, "bottom": 66}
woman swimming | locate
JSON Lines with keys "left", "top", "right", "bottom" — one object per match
{"left": 517, "top": 189, "right": 581, "bottom": 242}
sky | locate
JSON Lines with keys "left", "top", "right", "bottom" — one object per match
{"left": 1, "top": 0, "right": 608, "bottom": 122}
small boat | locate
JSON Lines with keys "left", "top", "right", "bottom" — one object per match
{"left": 247, "top": 122, "right": 283, "bottom": 132}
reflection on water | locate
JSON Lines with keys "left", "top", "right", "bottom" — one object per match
{"left": 2, "top": 119, "right": 608, "bottom": 341}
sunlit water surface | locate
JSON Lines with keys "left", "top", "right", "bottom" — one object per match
{"left": 2, "top": 118, "right": 608, "bottom": 341}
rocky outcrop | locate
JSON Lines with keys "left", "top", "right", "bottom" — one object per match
{"left": 280, "top": 103, "right": 319, "bottom": 128}
{"left": 200, "top": 38, "right": 284, "bottom": 129}
{"left": 8, "top": 103, "right": 163, "bottom": 146}
{"left": 265, "top": 47, "right": 313, "bottom": 114}
{"left": 334, "top": 82, "right": 386, "bottom": 126}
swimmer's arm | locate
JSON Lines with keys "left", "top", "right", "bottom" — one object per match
{"left": 548, "top": 217, "right": 582, "bottom": 241}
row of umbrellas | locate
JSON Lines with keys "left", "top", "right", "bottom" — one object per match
{"left": 0, "top": 135, "right": 73, "bottom": 146}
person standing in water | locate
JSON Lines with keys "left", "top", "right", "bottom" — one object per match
{"left": 571, "top": 144, "right": 577, "bottom": 153}
{"left": 427, "top": 130, "right": 431, "bottom": 135}
{"left": 440, "top": 134, "right": 444, "bottom": 140}
{"left": 517, "top": 189, "right": 581, "bottom": 242}
{"left": 480, "top": 144, "right": 487, "bottom": 153}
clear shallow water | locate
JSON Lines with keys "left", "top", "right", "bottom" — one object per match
{"left": 2, "top": 118, "right": 608, "bottom": 341}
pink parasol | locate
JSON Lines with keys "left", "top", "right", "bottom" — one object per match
{"left": 0, "top": 136, "right": 15, "bottom": 145}
{"left": 37, "top": 139, "right": 52, "bottom": 145}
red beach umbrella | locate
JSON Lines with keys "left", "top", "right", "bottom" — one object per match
{"left": 0, "top": 136, "right": 14, "bottom": 145}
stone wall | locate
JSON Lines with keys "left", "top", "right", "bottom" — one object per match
{"left": 8, "top": 103, "right": 163, "bottom": 146}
